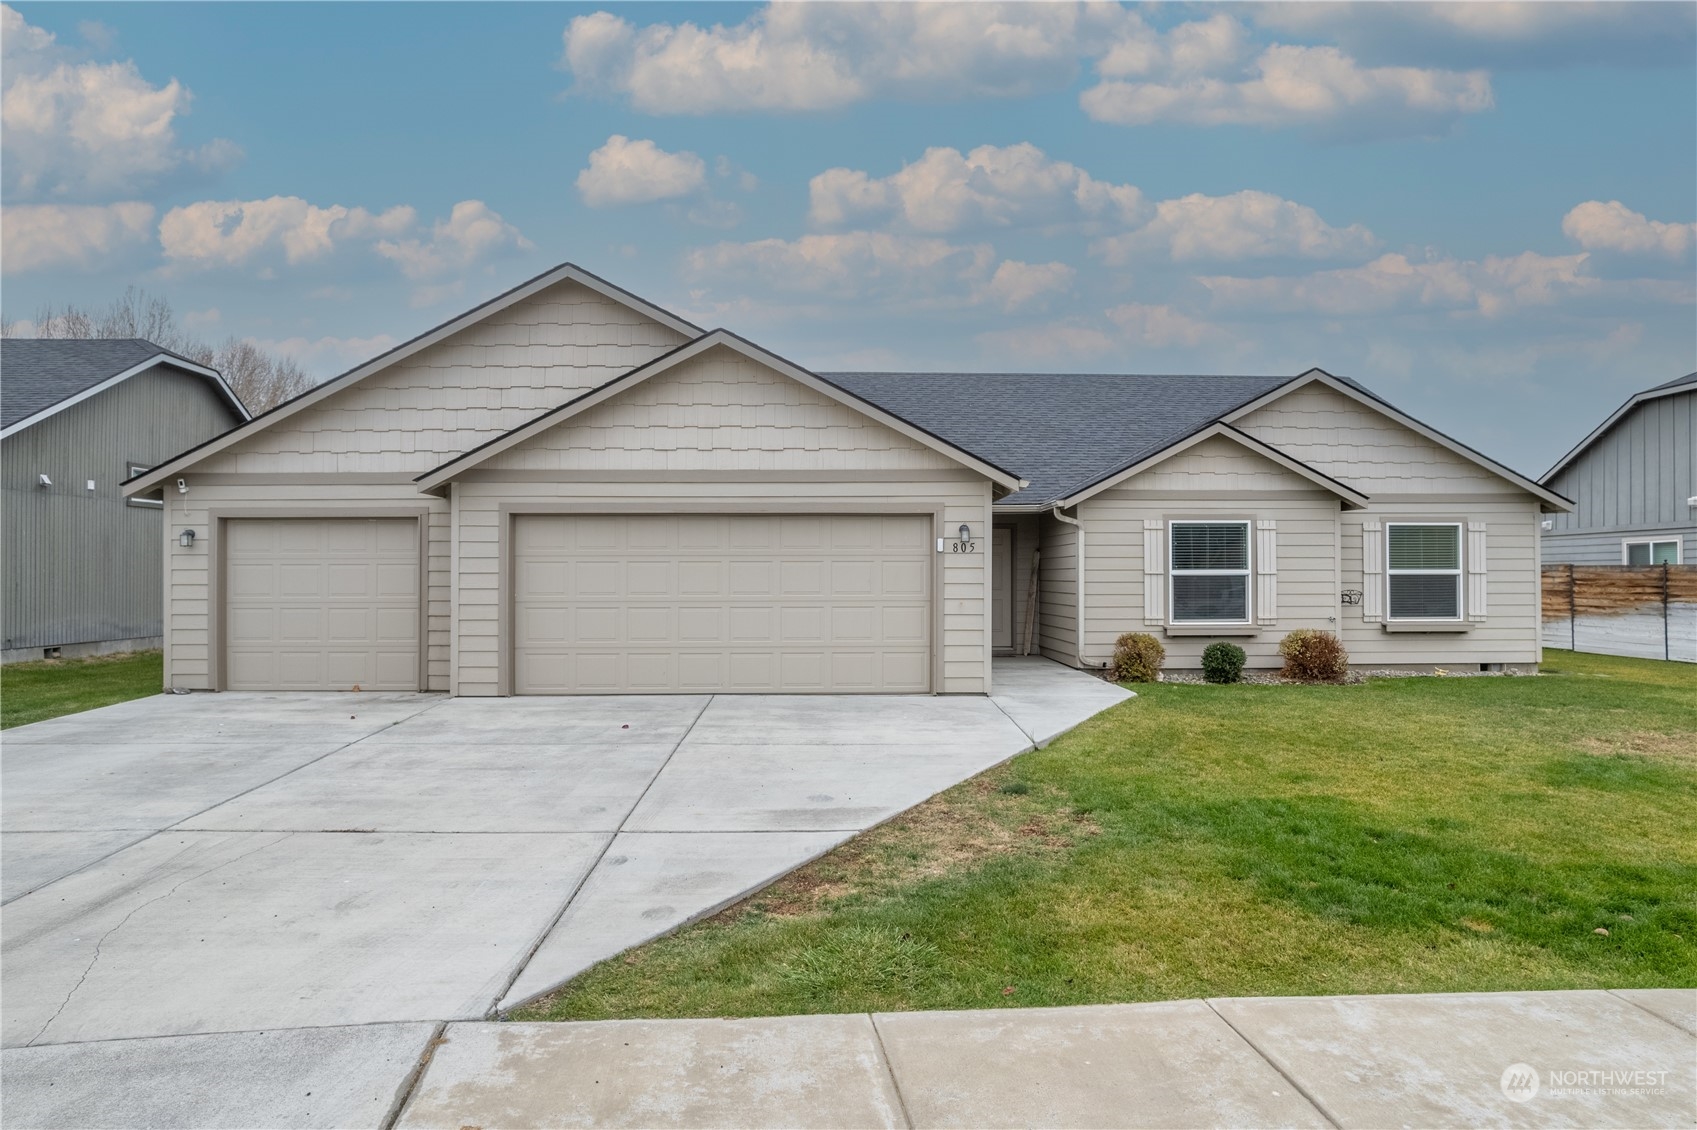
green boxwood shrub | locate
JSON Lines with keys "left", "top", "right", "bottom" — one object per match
{"left": 1201, "top": 641, "right": 1246, "bottom": 684}
{"left": 1112, "top": 632, "right": 1165, "bottom": 683}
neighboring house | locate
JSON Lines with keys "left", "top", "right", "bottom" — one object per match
{"left": 123, "top": 263, "right": 1572, "bottom": 695}
{"left": 3, "top": 339, "right": 249, "bottom": 663}
{"left": 1539, "top": 372, "right": 1696, "bottom": 566}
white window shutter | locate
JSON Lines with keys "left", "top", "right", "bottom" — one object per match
{"left": 1467, "top": 521, "right": 1488, "bottom": 621}
{"left": 1256, "top": 519, "right": 1278, "bottom": 625}
{"left": 1361, "top": 518, "right": 1383, "bottom": 622}
{"left": 1143, "top": 519, "right": 1164, "bottom": 623}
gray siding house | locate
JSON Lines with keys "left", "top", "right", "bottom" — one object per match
{"left": 1540, "top": 372, "right": 1696, "bottom": 566}
{"left": 2, "top": 340, "right": 248, "bottom": 662}
{"left": 124, "top": 262, "right": 1572, "bottom": 695}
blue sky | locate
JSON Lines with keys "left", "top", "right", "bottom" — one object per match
{"left": 3, "top": 2, "right": 1693, "bottom": 474}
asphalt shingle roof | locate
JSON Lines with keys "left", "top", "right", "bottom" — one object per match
{"left": 825, "top": 371, "right": 1297, "bottom": 506}
{"left": 1646, "top": 371, "right": 1697, "bottom": 393}
{"left": 1, "top": 338, "right": 207, "bottom": 429}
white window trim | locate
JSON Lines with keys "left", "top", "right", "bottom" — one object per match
{"left": 1621, "top": 538, "right": 1682, "bottom": 565}
{"left": 125, "top": 462, "right": 163, "bottom": 508}
{"left": 1168, "top": 519, "right": 1253, "bottom": 626}
{"left": 1386, "top": 521, "right": 1464, "bottom": 622}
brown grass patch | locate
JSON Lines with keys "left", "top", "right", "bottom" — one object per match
{"left": 710, "top": 768, "right": 1099, "bottom": 925}
{"left": 1580, "top": 730, "right": 1697, "bottom": 763}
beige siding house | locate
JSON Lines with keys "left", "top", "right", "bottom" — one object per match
{"left": 126, "top": 262, "right": 1572, "bottom": 695}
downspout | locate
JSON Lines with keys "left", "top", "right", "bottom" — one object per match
{"left": 1051, "top": 504, "right": 1091, "bottom": 669}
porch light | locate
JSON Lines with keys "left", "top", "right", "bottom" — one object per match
{"left": 178, "top": 529, "right": 196, "bottom": 548}
{"left": 959, "top": 524, "right": 971, "bottom": 542}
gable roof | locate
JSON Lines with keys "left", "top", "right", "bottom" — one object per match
{"left": 124, "top": 262, "right": 701, "bottom": 495}
{"left": 1055, "top": 421, "right": 1370, "bottom": 509}
{"left": 1541, "top": 370, "right": 1697, "bottom": 483}
{"left": 1, "top": 338, "right": 246, "bottom": 436}
{"left": 415, "top": 330, "right": 1028, "bottom": 493}
{"left": 825, "top": 370, "right": 1293, "bottom": 509}
{"left": 1222, "top": 369, "right": 1574, "bottom": 513}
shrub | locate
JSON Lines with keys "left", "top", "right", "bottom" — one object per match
{"left": 1201, "top": 642, "right": 1246, "bottom": 684}
{"left": 1112, "top": 632, "right": 1166, "bottom": 683}
{"left": 1279, "top": 629, "right": 1350, "bottom": 682}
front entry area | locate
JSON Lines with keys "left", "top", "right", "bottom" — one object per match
{"left": 223, "top": 517, "right": 421, "bottom": 691}
{"left": 511, "top": 513, "right": 932, "bottom": 694}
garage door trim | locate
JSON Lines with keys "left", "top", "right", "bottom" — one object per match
{"left": 496, "top": 502, "right": 946, "bottom": 696}
{"left": 208, "top": 506, "right": 431, "bottom": 692}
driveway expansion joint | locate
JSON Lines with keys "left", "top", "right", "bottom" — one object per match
{"left": 1204, "top": 997, "right": 1344, "bottom": 1129}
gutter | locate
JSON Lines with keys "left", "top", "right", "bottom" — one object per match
{"left": 1051, "top": 504, "right": 1092, "bottom": 670}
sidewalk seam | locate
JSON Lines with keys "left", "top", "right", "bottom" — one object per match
{"left": 1605, "top": 988, "right": 1697, "bottom": 1036}
{"left": 486, "top": 695, "right": 716, "bottom": 1017}
{"left": 380, "top": 1020, "right": 448, "bottom": 1130}
{"left": 1204, "top": 999, "right": 1344, "bottom": 1130}
{"left": 867, "top": 1014, "right": 916, "bottom": 1130}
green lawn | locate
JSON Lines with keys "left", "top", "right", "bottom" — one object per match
{"left": 517, "top": 650, "right": 1697, "bottom": 1021}
{"left": 1, "top": 650, "right": 162, "bottom": 729}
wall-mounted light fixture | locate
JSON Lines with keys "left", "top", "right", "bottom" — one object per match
{"left": 958, "top": 523, "right": 971, "bottom": 542}
{"left": 37, "top": 474, "right": 51, "bottom": 488}
{"left": 177, "top": 478, "right": 188, "bottom": 495}
{"left": 1541, "top": 519, "right": 1554, "bottom": 531}
{"left": 178, "top": 529, "right": 196, "bottom": 548}
{"left": 86, "top": 480, "right": 96, "bottom": 492}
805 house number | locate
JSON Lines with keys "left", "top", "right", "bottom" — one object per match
{"left": 938, "top": 526, "right": 980, "bottom": 554}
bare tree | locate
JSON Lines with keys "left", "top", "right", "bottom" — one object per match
{"left": 3, "top": 288, "right": 314, "bottom": 412}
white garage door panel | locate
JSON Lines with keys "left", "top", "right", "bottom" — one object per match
{"left": 225, "top": 518, "right": 420, "bottom": 691}
{"left": 513, "top": 514, "right": 931, "bottom": 694}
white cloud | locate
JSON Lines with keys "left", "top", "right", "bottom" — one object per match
{"left": 560, "top": 3, "right": 1126, "bottom": 113}
{"left": 1562, "top": 200, "right": 1695, "bottom": 260}
{"left": 809, "top": 142, "right": 1147, "bottom": 233}
{"left": 1198, "top": 250, "right": 1598, "bottom": 318}
{"left": 0, "top": 201, "right": 154, "bottom": 272}
{"left": 1247, "top": 2, "right": 1697, "bottom": 70}
{"left": 1094, "top": 189, "right": 1377, "bottom": 263}
{"left": 685, "top": 231, "right": 995, "bottom": 304}
{"left": 159, "top": 196, "right": 416, "bottom": 269}
{"left": 975, "top": 322, "right": 1119, "bottom": 360}
{"left": 1082, "top": 16, "right": 1493, "bottom": 136}
{"left": 1, "top": 3, "right": 239, "bottom": 200}
{"left": 576, "top": 134, "right": 707, "bottom": 207}
{"left": 1105, "top": 302, "right": 1215, "bottom": 347}
{"left": 979, "top": 260, "right": 1075, "bottom": 311}
{"left": 374, "top": 200, "right": 532, "bottom": 280}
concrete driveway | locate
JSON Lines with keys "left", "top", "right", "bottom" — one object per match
{"left": 2, "top": 659, "right": 1130, "bottom": 1055}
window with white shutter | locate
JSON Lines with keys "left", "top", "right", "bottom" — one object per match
{"left": 1386, "top": 522, "right": 1463, "bottom": 621}
{"left": 1169, "top": 520, "right": 1251, "bottom": 624}
{"left": 1466, "top": 522, "right": 1488, "bottom": 622}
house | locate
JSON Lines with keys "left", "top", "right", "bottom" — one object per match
{"left": 122, "top": 263, "right": 1572, "bottom": 694}
{"left": 1539, "top": 371, "right": 1696, "bottom": 566}
{"left": 2, "top": 339, "right": 248, "bottom": 663}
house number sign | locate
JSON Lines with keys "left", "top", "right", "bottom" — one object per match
{"left": 938, "top": 538, "right": 981, "bottom": 554}
{"left": 1341, "top": 589, "right": 1363, "bottom": 605}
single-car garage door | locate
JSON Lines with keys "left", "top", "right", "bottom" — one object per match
{"left": 513, "top": 514, "right": 931, "bottom": 694}
{"left": 224, "top": 517, "right": 420, "bottom": 691}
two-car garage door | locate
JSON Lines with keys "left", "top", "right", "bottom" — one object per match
{"left": 512, "top": 514, "right": 932, "bottom": 693}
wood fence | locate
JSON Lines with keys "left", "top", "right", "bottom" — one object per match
{"left": 1541, "top": 564, "right": 1697, "bottom": 663}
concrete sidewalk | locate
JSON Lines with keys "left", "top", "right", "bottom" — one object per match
{"left": 6, "top": 989, "right": 1688, "bottom": 1129}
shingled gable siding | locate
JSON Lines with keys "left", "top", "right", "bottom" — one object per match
{"left": 449, "top": 346, "right": 993, "bottom": 695}
{"left": 1234, "top": 382, "right": 1544, "bottom": 667}
{"left": 158, "top": 280, "right": 688, "bottom": 691}
{"left": 1078, "top": 435, "right": 1341, "bottom": 670}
